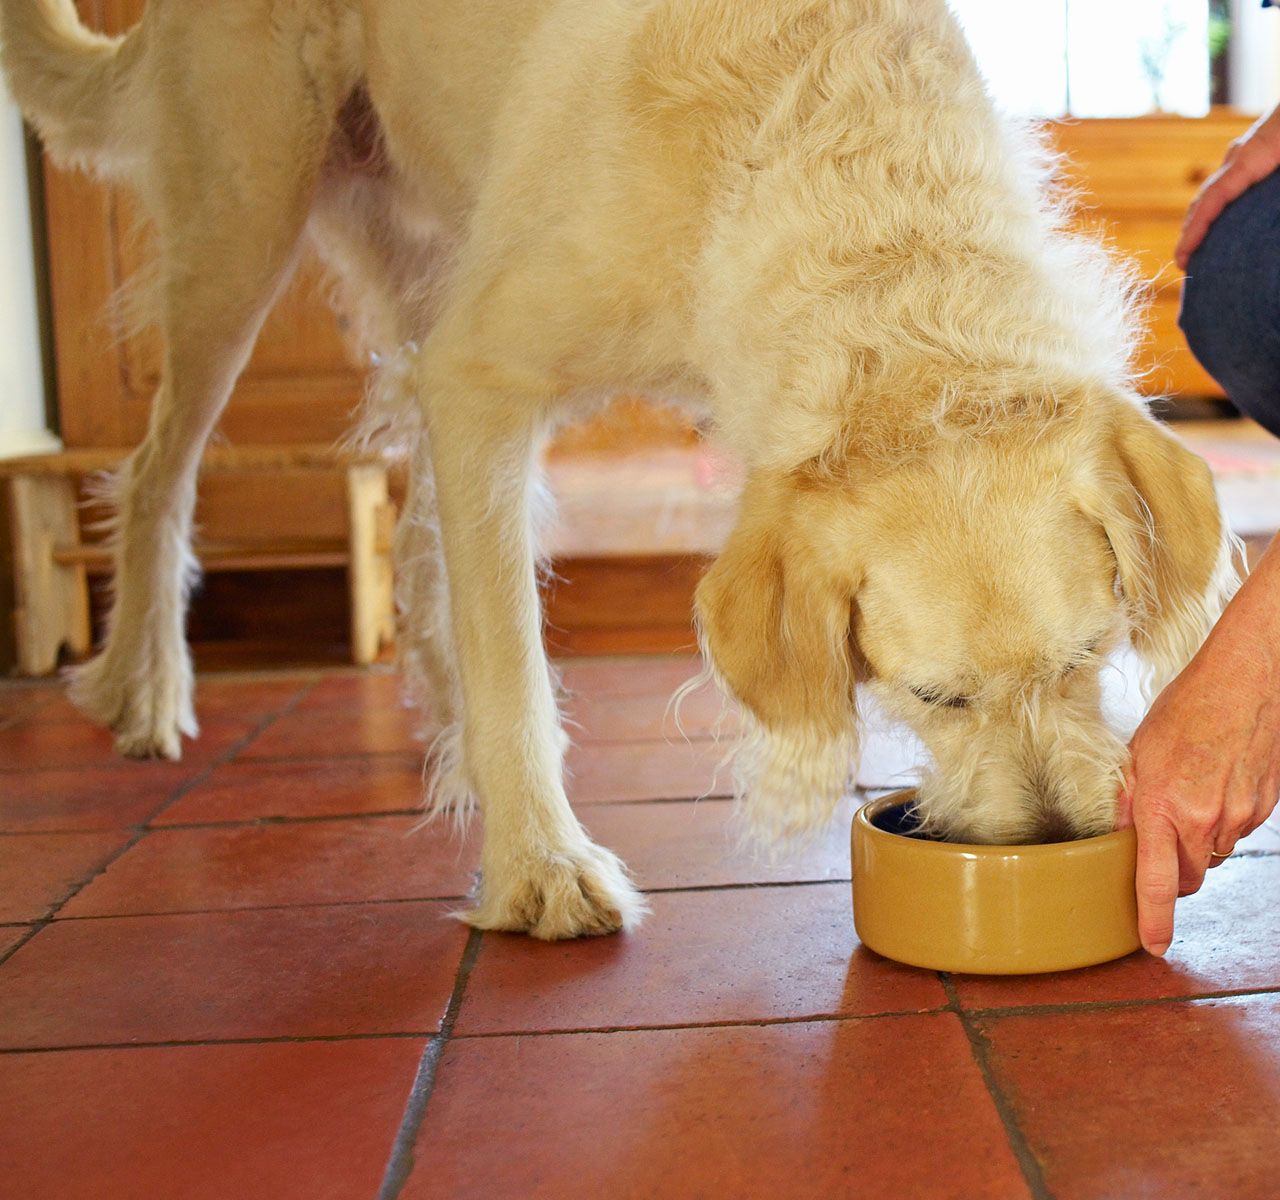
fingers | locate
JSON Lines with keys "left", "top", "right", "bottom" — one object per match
{"left": 1133, "top": 811, "right": 1180, "bottom": 956}
{"left": 1175, "top": 832, "right": 1210, "bottom": 897}
{"left": 1176, "top": 152, "right": 1276, "bottom": 269}
{"left": 1206, "top": 785, "right": 1269, "bottom": 864}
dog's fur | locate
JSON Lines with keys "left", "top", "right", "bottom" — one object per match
{"left": 2, "top": 0, "right": 1238, "bottom": 937}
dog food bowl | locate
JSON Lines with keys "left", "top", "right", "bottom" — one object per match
{"left": 851, "top": 790, "right": 1140, "bottom": 974}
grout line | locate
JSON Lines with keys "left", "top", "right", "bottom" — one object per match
{"left": 0, "top": 924, "right": 44, "bottom": 970}
{"left": 0, "top": 1007, "right": 949, "bottom": 1058}
{"left": 0, "top": 686, "right": 322, "bottom": 964}
{"left": 449, "top": 1004, "right": 951, "bottom": 1042}
{"left": 51, "top": 896, "right": 474, "bottom": 922}
{"left": 0, "top": 808, "right": 428, "bottom": 836}
{"left": 376, "top": 927, "right": 483, "bottom": 1200}
{"left": 138, "top": 682, "right": 320, "bottom": 828}
{"left": 4, "top": 984, "right": 1279, "bottom": 1058}
{"left": 960, "top": 985, "right": 1280, "bottom": 1021}
{"left": 0, "top": 731, "right": 735, "bottom": 775}
{"left": 0, "top": 1031, "right": 436, "bottom": 1055}
{"left": 0, "top": 790, "right": 747, "bottom": 837}
{"left": 47, "top": 878, "right": 851, "bottom": 924}
{"left": 941, "top": 974, "right": 1054, "bottom": 1200}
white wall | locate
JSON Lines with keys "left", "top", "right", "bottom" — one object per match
{"left": 0, "top": 87, "right": 57, "bottom": 460}
{"left": 951, "top": 0, "right": 1210, "bottom": 117}
{"left": 1230, "top": 0, "right": 1280, "bottom": 113}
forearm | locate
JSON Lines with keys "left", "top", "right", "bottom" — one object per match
{"left": 1202, "top": 536, "right": 1280, "bottom": 660}
{"left": 1175, "top": 536, "right": 1280, "bottom": 734}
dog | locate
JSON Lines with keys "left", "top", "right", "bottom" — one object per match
{"left": 2, "top": 0, "right": 1237, "bottom": 938}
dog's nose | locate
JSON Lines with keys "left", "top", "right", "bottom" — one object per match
{"left": 1024, "top": 776, "right": 1080, "bottom": 843}
{"left": 1034, "top": 808, "right": 1079, "bottom": 844}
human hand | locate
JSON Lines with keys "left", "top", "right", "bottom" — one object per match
{"left": 1176, "top": 105, "right": 1280, "bottom": 270}
{"left": 1117, "top": 592, "right": 1280, "bottom": 955}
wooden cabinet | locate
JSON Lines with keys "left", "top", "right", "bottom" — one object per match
{"left": 1049, "top": 111, "right": 1254, "bottom": 399}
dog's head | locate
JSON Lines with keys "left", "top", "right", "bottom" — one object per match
{"left": 696, "top": 393, "right": 1236, "bottom": 844}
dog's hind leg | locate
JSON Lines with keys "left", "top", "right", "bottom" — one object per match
{"left": 69, "top": 33, "right": 344, "bottom": 758}
{"left": 309, "top": 180, "right": 465, "bottom": 765}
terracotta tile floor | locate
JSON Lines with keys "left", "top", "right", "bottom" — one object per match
{"left": 1, "top": 656, "right": 1279, "bottom": 1199}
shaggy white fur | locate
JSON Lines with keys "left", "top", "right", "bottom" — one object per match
{"left": 1, "top": 0, "right": 1238, "bottom": 936}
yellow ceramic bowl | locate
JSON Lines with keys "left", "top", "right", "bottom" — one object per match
{"left": 851, "top": 790, "right": 1140, "bottom": 974}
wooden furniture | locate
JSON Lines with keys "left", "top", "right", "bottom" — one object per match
{"left": 1051, "top": 111, "right": 1254, "bottom": 398}
{"left": 1, "top": 446, "right": 396, "bottom": 674}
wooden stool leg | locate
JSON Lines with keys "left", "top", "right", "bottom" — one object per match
{"left": 9, "top": 475, "right": 92, "bottom": 675}
{"left": 346, "top": 464, "right": 396, "bottom": 665}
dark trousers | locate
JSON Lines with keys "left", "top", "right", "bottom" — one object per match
{"left": 1179, "top": 168, "right": 1280, "bottom": 436}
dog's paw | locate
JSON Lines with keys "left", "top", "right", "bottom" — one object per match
{"left": 68, "top": 652, "right": 196, "bottom": 761}
{"left": 460, "top": 840, "right": 648, "bottom": 940}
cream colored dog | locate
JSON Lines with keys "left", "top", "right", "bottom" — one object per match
{"left": 2, "top": 0, "right": 1237, "bottom": 938}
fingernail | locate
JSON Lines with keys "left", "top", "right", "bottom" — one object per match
{"left": 1147, "top": 941, "right": 1170, "bottom": 957}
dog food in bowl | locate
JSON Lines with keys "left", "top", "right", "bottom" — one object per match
{"left": 851, "top": 790, "right": 1140, "bottom": 975}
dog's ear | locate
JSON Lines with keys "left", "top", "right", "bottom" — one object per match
{"left": 695, "top": 472, "right": 860, "bottom": 839}
{"left": 1084, "top": 396, "right": 1237, "bottom": 688}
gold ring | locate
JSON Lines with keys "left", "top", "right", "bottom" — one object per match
{"left": 1209, "top": 850, "right": 1233, "bottom": 859}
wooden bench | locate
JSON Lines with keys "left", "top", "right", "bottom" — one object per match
{"left": 1, "top": 444, "right": 397, "bottom": 674}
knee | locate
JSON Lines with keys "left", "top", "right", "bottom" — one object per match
{"left": 1178, "top": 222, "right": 1249, "bottom": 375}
{"left": 1178, "top": 171, "right": 1280, "bottom": 427}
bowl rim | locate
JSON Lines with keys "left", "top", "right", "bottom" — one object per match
{"left": 856, "top": 789, "right": 1136, "bottom": 857}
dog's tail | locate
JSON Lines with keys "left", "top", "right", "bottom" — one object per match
{"left": 1, "top": 0, "right": 144, "bottom": 175}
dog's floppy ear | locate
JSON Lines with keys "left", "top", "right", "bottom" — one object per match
{"left": 695, "top": 471, "right": 860, "bottom": 840}
{"left": 1085, "top": 396, "right": 1238, "bottom": 689}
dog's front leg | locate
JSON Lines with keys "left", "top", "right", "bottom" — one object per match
{"left": 422, "top": 368, "right": 646, "bottom": 939}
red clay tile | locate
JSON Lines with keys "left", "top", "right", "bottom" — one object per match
{"left": 565, "top": 737, "right": 731, "bottom": 804}
{"left": 0, "top": 831, "right": 131, "bottom": 922}
{"left": 0, "top": 717, "right": 253, "bottom": 770}
{"left": 982, "top": 996, "right": 1280, "bottom": 1200}
{"left": 0, "top": 927, "right": 30, "bottom": 959}
{"left": 578, "top": 799, "right": 851, "bottom": 890}
{"left": 0, "top": 765, "right": 197, "bottom": 832}
{"left": 0, "top": 901, "right": 467, "bottom": 1047}
{"left": 26, "top": 678, "right": 308, "bottom": 725}
{"left": 294, "top": 671, "right": 410, "bottom": 713}
{"left": 154, "top": 756, "right": 426, "bottom": 824}
{"left": 406, "top": 1015, "right": 1028, "bottom": 1200}
{"left": 239, "top": 705, "right": 421, "bottom": 759}
{"left": 62, "top": 817, "right": 477, "bottom": 917}
{"left": 952, "top": 855, "right": 1280, "bottom": 1010}
{"left": 188, "top": 677, "right": 311, "bottom": 720}
{"left": 0, "top": 684, "right": 54, "bottom": 725}
{"left": 0, "top": 1038, "right": 423, "bottom": 1200}
{"left": 288, "top": 667, "right": 721, "bottom": 729}
{"left": 558, "top": 656, "right": 702, "bottom": 698}
{"left": 455, "top": 883, "right": 942, "bottom": 1035}
{"left": 564, "top": 687, "right": 739, "bottom": 743}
